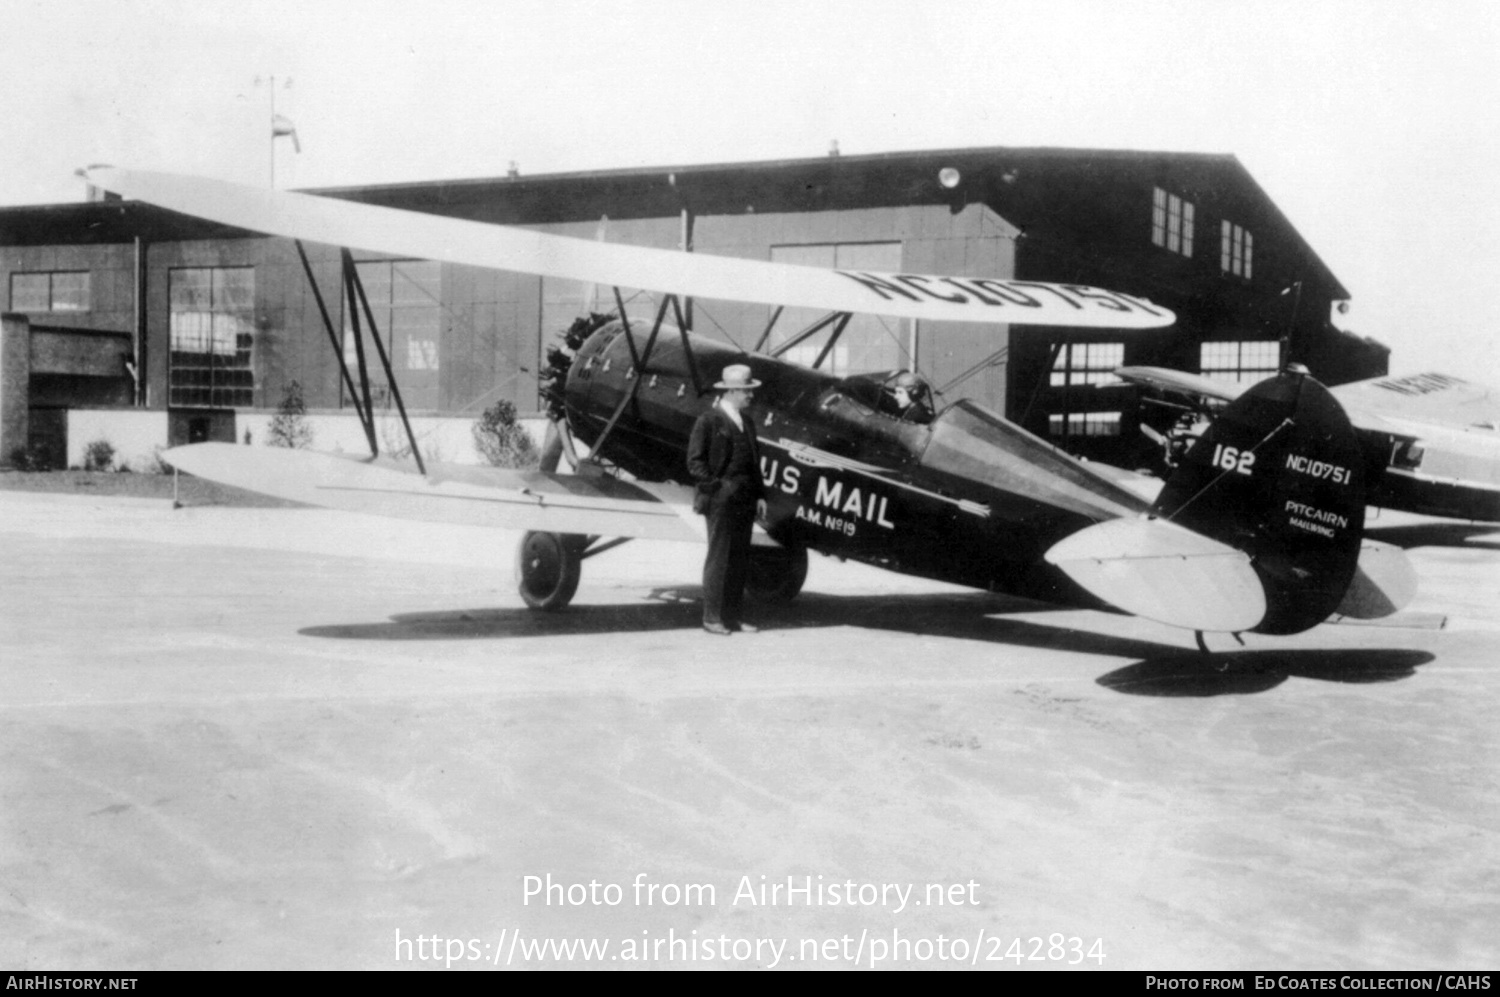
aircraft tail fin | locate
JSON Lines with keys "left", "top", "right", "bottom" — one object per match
{"left": 1045, "top": 368, "right": 1410, "bottom": 634}
{"left": 1149, "top": 367, "right": 1370, "bottom": 634}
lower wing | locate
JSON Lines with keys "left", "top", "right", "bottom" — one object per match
{"left": 162, "top": 443, "right": 771, "bottom": 545}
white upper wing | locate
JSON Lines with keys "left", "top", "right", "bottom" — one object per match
{"left": 85, "top": 166, "right": 1174, "bottom": 330}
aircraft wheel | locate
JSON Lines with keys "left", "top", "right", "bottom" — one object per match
{"left": 517, "top": 531, "right": 585, "bottom": 611}
{"left": 745, "top": 547, "right": 808, "bottom": 604}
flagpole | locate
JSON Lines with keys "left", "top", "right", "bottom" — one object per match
{"left": 269, "top": 74, "right": 276, "bottom": 188}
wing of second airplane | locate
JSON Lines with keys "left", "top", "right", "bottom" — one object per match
{"left": 1330, "top": 371, "right": 1500, "bottom": 434}
{"left": 1125, "top": 365, "right": 1500, "bottom": 439}
{"left": 163, "top": 443, "right": 715, "bottom": 543}
{"left": 1115, "top": 365, "right": 1246, "bottom": 404}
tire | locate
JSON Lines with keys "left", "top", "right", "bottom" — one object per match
{"left": 517, "top": 531, "right": 585, "bottom": 610}
{"left": 745, "top": 546, "right": 809, "bottom": 604}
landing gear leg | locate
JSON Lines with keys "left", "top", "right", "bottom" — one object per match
{"left": 539, "top": 418, "right": 582, "bottom": 473}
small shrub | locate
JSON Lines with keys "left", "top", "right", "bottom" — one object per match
{"left": 473, "top": 400, "right": 540, "bottom": 469}
{"left": 83, "top": 439, "right": 116, "bottom": 472}
{"left": 377, "top": 418, "right": 444, "bottom": 465}
{"left": 7, "top": 445, "right": 53, "bottom": 471}
{"left": 267, "top": 381, "right": 314, "bottom": 449}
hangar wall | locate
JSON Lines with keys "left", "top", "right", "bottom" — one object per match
{"left": 0, "top": 146, "right": 1388, "bottom": 471}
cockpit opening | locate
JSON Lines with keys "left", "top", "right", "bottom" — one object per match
{"left": 826, "top": 369, "right": 936, "bottom": 425}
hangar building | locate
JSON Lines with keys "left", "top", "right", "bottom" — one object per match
{"left": 0, "top": 146, "right": 1387, "bottom": 469}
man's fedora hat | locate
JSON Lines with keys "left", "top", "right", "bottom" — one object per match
{"left": 714, "top": 364, "right": 762, "bottom": 390}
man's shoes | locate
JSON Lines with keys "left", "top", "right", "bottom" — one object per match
{"left": 732, "top": 622, "right": 760, "bottom": 633}
{"left": 703, "top": 622, "right": 732, "bottom": 636}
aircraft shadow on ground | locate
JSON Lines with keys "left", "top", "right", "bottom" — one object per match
{"left": 299, "top": 588, "right": 1138, "bottom": 650}
{"left": 1364, "top": 520, "right": 1500, "bottom": 550}
{"left": 1096, "top": 648, "right": 1435, "bottom": 697}
{"left": 299, "top": 588, "right": 1433, "bottom": 697}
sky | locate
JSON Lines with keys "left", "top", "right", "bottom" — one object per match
{"left": 0, "top": 0, "right": 1496, "bottom": 379}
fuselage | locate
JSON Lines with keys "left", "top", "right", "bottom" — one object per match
{"left": 1355, "top": 427, "right": 1500, "bottom": 522}
{"left": 561, "top": 320, "right": 1152, "bottom": 605}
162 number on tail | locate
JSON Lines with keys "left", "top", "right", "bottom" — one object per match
{"left": 1212, "top": 444, "right": 1256, "bottom": 476}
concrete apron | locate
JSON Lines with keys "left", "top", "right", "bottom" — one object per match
{"left": 0, "top": 491, "right": 1496, "bottom": 969}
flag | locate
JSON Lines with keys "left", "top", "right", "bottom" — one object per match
{"left": 272, "top": 114, "right": 301, "bottom": 153}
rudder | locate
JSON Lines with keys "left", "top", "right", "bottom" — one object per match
{"left": 1151, "top": 367, "right": 1366, "bottom": 635}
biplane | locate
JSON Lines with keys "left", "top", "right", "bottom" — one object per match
{"left": 1120, "top": 366, "right": 1500, "bottom": 523}
{"left": 83, "top": 167, "right": 1418, "bottom": 648}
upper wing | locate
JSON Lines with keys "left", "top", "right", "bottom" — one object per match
{"left": 84, "top": 166, "right": 1173, "bottom": 330}
{"left": 164, "top": 443, "right": 736, "bottom": 543}
{"left": 1331, "top": 371, "right": 1500, "bottom": 434}
{"left": 1114, "top": 365, "right": 1247, "bottom": 404}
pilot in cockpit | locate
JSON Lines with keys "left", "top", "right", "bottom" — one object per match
{"left": 887, "top": 370, "right": 935, "bottom": 424}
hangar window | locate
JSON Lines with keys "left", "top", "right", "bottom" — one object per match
{"left": 1050, "top": 341, "right": 1124, "bottom": 387}
{"left": 169, "top": 267, "right": 255, "bottom": 408}
{"left": 1049, "top": 411, "right": 1121, "bottom": 437}
{"left": 1151, "top": 188, "right": 1194, "bottom": 258}
{"left": 1201, "top": 340, "right": 1279, "bottom": 384}
{"left": 1220, "top": 221, "right": 1253, "bottom": 279}
{"left": 769, "top": 242, "right": 908, "bottom": 375}
{"left": 9, "top": 270, "right": 91, "bottom": 312}
{"left": 342, "top": 260, "right": 442, "bottom": 411}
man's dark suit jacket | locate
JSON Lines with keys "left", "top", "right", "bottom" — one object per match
{"left": 687, "top": 405, "right": 764, "bottom": 509}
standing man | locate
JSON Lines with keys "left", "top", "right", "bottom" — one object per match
{"left": 688, "top": 363, "right": 766, "bottom": 635}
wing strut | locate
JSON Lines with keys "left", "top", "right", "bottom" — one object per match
{"left": 668, "top": 294, "right": 706, "bottom": 397}
{"left": 611, "top": 286, "right": 643, "bottom": 373}
{"left": 341, "top": 250, "right": 427, "bottom": 475}
{"left": 937, "top": 345, "right": 1009, "bottom": 395}
{"left": 811, "top": 313, "right": 853, "bottom": 370}
{"left": 1020, "top": 337, "right": 1068, "bottom": 431}
{"left": 769, "top": 311, "right": 851, "bottom": 360}
{"left": 583, "top": 294, "right": 674, "bottom": 464}
{"left": 752, "top": 306, "right": 784, "bottom": 353}
{"left": 338, "top": 252, "right": 382, "bottom": 456}
{"left": 293, "top": 240, "right": 376, "bottom": 456}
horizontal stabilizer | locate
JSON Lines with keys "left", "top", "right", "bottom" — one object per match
{"left": 1334, "top": 540, "right": 1419, "bottom": 620}
{"left": 1044, "top": 517, "right": 1266, "bottom": 633}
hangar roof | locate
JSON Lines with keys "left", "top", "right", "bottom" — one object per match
{"left": 0, "top": 146, "right": 1347, "bottom": 298}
